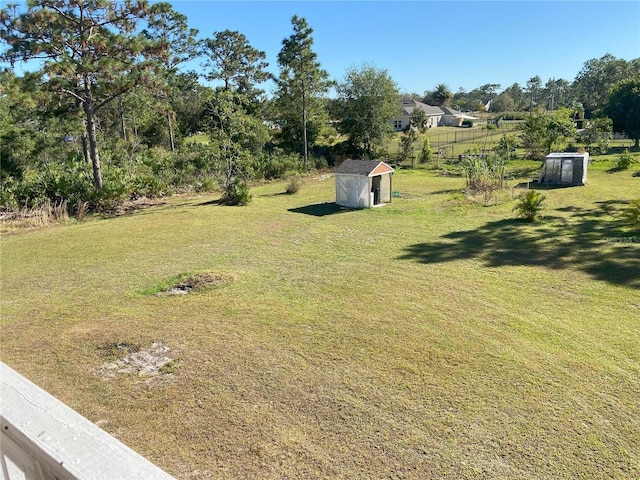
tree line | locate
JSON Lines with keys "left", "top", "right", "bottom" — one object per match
{"left": 1, "top": 1, "right": 638, "bottom": 213}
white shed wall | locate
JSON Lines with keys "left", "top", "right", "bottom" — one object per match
{"left": 335, "top": 174, "right": 372, "bottom": 208}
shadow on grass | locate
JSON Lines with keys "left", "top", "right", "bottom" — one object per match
{"left": 398, "top": 202, "right": 639, "bottom": 289}
{"left": 288, "top": 202, "right": 353, "bottom": 217}
{"left": 196, "top": 198, "right": 225, "bottom": 206}
{"left": 512, "top": 181, "right": 585, "bottom": 191}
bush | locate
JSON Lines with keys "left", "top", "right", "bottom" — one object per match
{"left": 615, "top": 149, "right": 637, "bottom": 171}
{"left": 499, "top": 112, "right": 530, "bottom": 121}
{"left": 462, "top": 119, "right": 474, "bottom": 128}
{"left": 622, "top": 199, "right": 640, "bottom": 230}
{"left": 252, "top": 152, "right": 302, "bottom": 180}
{"left": 464, "top": 155, "right": 507, "bottom": 205}
{"left": 285, "top": 176, "right": 302, "bottom": 194}
{"left": 223, "top": 178, "right": 252, "bottom": 206}
{"left": 513, "top": 190, "right": 546, "bottom": 221}
{"left": 419, "top": 137, "right": 433, "bottom": 164}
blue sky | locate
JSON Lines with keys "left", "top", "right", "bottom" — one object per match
{"left": 3, "top": 1, "right": 639, "bottom": 96}
{"left": 170, "top": 0, "right": 640, "bottom": 95}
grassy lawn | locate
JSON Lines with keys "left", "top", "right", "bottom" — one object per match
{"left": 1, "top": 161, "right": 639, "bottom": 479}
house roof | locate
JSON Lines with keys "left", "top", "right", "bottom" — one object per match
{"left": 440, "top": 106, "right": 478, "bottom": 119}
{"left": 399, "top": 100, "right": 444, "bottom": 117}
{"left": 335, "top": 159, "right": 394, "bottom": 176}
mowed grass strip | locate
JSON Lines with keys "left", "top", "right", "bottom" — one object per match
{"left": 1, "top": 165, "right": 639, "bottom": 479}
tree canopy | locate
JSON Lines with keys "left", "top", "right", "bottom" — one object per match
{"left": 0, "top": 0, "right": 170, "bottom": 189}
{"left": 334, "top": 63, "right": 399, "bottom": 158}
{"left": 273, "top": 15, "right": 331, "bottom": 168}
{"left": 603, "top": 76, "right": 640, "bottom": 147}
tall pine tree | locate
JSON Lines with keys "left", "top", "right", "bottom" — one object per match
{"left": 1, "top": 0, "right": 170, "bottom": 189}
{"left": 274, "top": 16, "right": 331, "bottom": 168}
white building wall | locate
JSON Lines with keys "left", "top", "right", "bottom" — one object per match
{"left": 335, "top": 175, "right": 372, "bottom": 208}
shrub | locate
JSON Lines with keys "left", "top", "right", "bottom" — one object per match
{"left": 513, "top": 190, "right": 546, "bottom": 221}
{"left": 622, "top": 199, "right": 640, "bottom": 230}
{"left": 615, "top": 149, "right": 637, "bottom": 171}
{"left": 285, "top": 176, "right": 302, "bottom": 194}
{"left": 462, "top": 119, "right": 474, "bottom": 128}
{"left": 252, "top": 152, "right": 302, "bottom": 180}
{"left": 223, "top": 178, "right": 252, "bottom": 206}
{"left": 419, "top": 137, "right": 433, "bottom": 164}
{"left": 464, "top": 155, "right": 507, "bottom": 205}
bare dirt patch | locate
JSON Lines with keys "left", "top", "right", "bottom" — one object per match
{"left": 95, "top": 342, "right": 175, "bottom": 380}
{"left": 159, "top": 272, "right": 225, "bottom": 296}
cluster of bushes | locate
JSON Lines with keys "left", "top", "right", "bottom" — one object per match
{"left": 0, "top": 144, "right": 307, "bottom": 215}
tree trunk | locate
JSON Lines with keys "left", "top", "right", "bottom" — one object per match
{"left": 301, "top": 80, "right": 308, "bottom": 170}
{"left": 83, "top": 103, "right": 103, "bottom": 190}
{"left": 168, "top": 112, "right": 175, "bottom": 153}
{"left": 81, "top": 123, "right": 90, "bottom": 164}
{"left": 119, "top": 96, "right": 127, "bottom": 140}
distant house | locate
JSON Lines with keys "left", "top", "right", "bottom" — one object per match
{"left": 391, "top": 100, "right": 443, "bottom": 132}
{"left": 438, "top": 106, "right": 479, "bottom": 127}
{"left": 335, "top": 159, "right": 394, "bottom": 209}
{"left": 539, "top": 152, "right": 589, "bottom": 186}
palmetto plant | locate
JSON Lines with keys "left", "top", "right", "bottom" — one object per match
{"left": 622, "top": 199, "right": 640, "bottom": 230}
{"left": 513, "top": 190, "right": 546, "bottom": 221}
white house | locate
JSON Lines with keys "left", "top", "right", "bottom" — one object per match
{"left": 392, "top": 100, "right": 443, "bottom": 131}
{"left": 335, "top": 159, "right": 394, "bottom": 209}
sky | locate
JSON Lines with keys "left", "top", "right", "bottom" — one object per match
{"left": 167, "top": 0, "right": 640, "bottom": 95}
{"left": 3, "top": 0, "right": 640, "bottom": 96}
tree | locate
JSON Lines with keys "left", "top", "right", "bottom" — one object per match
{"left": 525, "top": 76, "right": 542, "bottom": 110}
{"left": 452, "top": 87, "right": 469, "bottom": 111}
{"left": 205, "top": 89, "right": 268, "bottom": 200}
{"left": 334, "top": 63, "right": 399, "bottom": 159}
{"left": 519, "top": 108, "right": 577, "bottom": 159}
{"left": 544, "top": 108, "right": 577, "bottom": 152}
{"left": 573, "top": 54, "right": 638, "bottom": 116}
{"left": 479, "top": 83, "right": 501, "bottom": 105}
{"left": 1, "top": 0, "right": 169, "bottom": 190}
{"left": 409, "top": 108, "right": 429, "bottom": 133}
{"left": 424, "top": 83, "right": 452, "bottom": 106}
{"left": 582, "top": 117, "right": 613, "bottom": 154}
{"left": 398, "top": 127, "right": 418, "bottom": 167}
{"left": 603, "top": 76, "right": 640, "bottom": 148}
{"left": 502, "top": 83, "right": 527, "bottom": 111}
{"left": 0, "top": 70, "right": 43, "bottom": 181}
{"left": 491, "top": 93, "right": 515, "bottom": 113}
{"left": 203, "top": 30, "right": 270, "bottom": 99}
{"left": 274, "top": 15, "right": 331, "bottom": 168}
{"left": 143, "top": 2, "right": 200, "bottom": 151}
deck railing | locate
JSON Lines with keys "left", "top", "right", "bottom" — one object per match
{"left": 0, "top": 362, "right": 176, "bottom": 480}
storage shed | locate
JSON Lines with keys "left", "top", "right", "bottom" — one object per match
{"left": 539, "top": 152, "right": 589, "bottom": 186}
{"left": 335, "top": 160, "right": 394, "bottom": 209}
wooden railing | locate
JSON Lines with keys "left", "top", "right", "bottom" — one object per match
{"left": 0, "top": 362, "right": 176, "bottom": 480}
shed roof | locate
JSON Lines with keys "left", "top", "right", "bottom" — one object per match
{"left": 335, "top": 159, "right": 394, "bottom": 176}
{"left": 546, "top": 152, "right": 589, "bottom": 159}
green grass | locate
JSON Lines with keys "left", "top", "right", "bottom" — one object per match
{"left": 1, "top": 165, "right": 639, "bottom": 479}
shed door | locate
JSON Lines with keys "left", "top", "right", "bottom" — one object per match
{"left": 561, "top": 159, "right": 573, "bottom": 183}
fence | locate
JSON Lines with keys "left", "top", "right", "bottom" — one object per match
{"left": 391, "top": 121, "right": 522, "bottom": 162}
{"left": 0, "top": 361, "right": 176, "bottom": 480}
